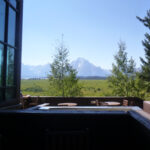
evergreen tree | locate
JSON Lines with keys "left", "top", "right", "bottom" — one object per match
{"left": 109, "top": 41, "right": 145, "bottom": 98}
{"left": 48, "top": 37, "right": 82, "bottom": 97}
{"left": 108, "top": 41, "right": 137, "bottom": 96}
{"left": 137, "top": 10, "right": 150, "bottom": 86}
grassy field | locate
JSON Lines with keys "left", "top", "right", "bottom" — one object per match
{"left": 21, "top": 79, "right": 113, "bottom": 97}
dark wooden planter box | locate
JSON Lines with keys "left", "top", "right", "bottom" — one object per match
{"left": 0, "top": 108, "right": 149, "bottom": 150}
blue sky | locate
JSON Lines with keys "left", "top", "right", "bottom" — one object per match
{"left": 22, "top": 0, "right": 150, "bottom": 69}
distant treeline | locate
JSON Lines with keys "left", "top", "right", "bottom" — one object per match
{"left": 22, "top": 76, "right": 108, "bottom": 80}
{"left": 22, "top": 77, "right": 48, "bottom": 80}
{"left": 78, "top": 76, "right": 107, "bottom": 80}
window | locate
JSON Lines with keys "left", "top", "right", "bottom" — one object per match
{"left": 6, "top": 47, "right": 15, "bottom": 86}
{"left": 8, "top": 7, "right": 16, "bottom": 46}
{"left": 9, "top": 0, "right": 16, "bottom": 8}
{"left": 0, "top": 44, "right": 4, "bottom": 86}
{"left": 0, "top": 0, "right": 23, "bottom": 107}
{"left": 0, "top": 0, "right": 6, "bottom": 42}
{"left": 0, "top": 44, "right": 4, "bottom": 102}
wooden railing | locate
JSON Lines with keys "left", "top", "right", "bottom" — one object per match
{"left": 21, "top": 96, "right": 143, "bottom": 109}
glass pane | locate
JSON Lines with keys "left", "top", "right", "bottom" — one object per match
{"left": 9, "top": 0, "right": 16, "bottom": 8}
{"left": 6, "top": 47, "right": 14, "bottom": 86}
{"left": 8, "top": 7, "right": 16, "bottom": 46}
{"left": 0, "top": 44, "right": 4, "bottom": 86}
{"left": 5, "top": 88, "right": 15, "bottom": 100}
{"left": 0, "top": 89, "right": 3, "bottom": 101}
{"left": 0, "top": 0, "right": 6, "bottom": 41}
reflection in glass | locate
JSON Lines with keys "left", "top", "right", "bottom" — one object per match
{"left": 0, "top": 0, "right": 6, "bottom": 41}
{"left": 6, "top": 47, "right": 14, "bottom": 86}
{"left": 8, "top": 7, "right": 16, "bottom": 46}
{"left": 9, "top": 0, "right": 16, "bottom": 8}
{"left": 0, "top": 44, "right": 4, "bottom": 86}
{"left": 0, "top": 89, "right": 3, "bottom": 101}
{"left": 5, "top": 88, "right": 15, "bottom": 100}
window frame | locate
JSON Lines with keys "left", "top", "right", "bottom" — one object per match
{"left": 0, "top": 0, "right": 23, "bottom": 107}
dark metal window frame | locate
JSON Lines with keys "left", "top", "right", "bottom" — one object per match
{"left": 0, "top": 0, "right": 23, "bottom": 107}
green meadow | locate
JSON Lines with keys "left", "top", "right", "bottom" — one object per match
{"left": 21, "top": 79, "right": 113, "bottom": 97}
{"left": 21, "top": 79, "right": 150, "bottom": 100}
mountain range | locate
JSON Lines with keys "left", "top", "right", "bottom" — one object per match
{"left": 21, "top": 58, "right": 111, "bottom": 79}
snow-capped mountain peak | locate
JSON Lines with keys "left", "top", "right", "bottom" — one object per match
{"left": 71, "top": 58, "right": 110, "bottom": 77}
{"left": 21, "top": 58, "right": 111, "bottom": 79}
